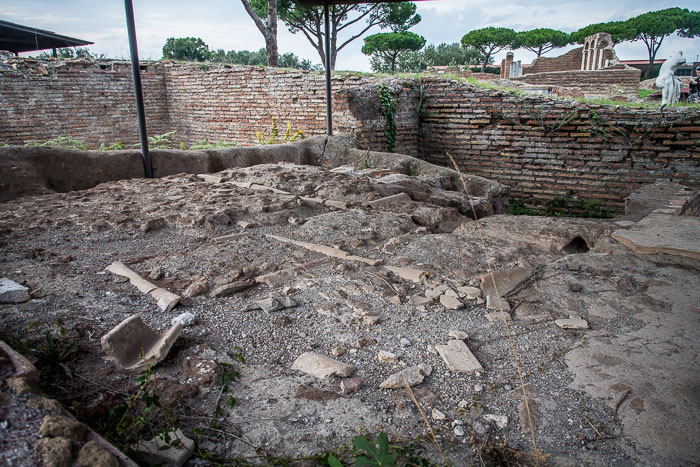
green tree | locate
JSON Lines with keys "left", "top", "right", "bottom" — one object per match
{"left": 251, "top": 0, "right": 420, "bottom": 69}
{"left": 569, "top": 20, "right": 635, "bottom": 45}
{"left": 373, "top": 42, "right": 485, "bottom": 74}
{"left": 627, "top": 8, "right": 700, "bottom": 79}
{"left": 162, "top": 37, "right": 211, "bottom": 61}
{"left": 513, "top": 28, "right": 570, "bottom": 57}
{"left": 363, "top": 31, "right": 426, "bottom": 74}
{"left": 240, "top": 0, "right": 278, "bottom": 67}
{"left": 461, "top": 27, "right": 516, "bottom": 71}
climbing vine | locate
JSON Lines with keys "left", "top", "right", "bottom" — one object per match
{"left": 378, "top": 83, "right": 397, "bottom": 153}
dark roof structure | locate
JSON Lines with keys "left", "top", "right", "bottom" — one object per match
{"left": 0, "top": 19, "right": 92, "bottom": 53}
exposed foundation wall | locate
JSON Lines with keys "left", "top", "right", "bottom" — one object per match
{"left": 512, "top": 67, "right": 641, "bottom": 99}
{"left": 418, "top": 78, "right": 699, "bottom": 210}
{"left": 1, "top": 62, "right": 698, "bottom": 211}
{"left": 0, "top": 62, "right": 170, "bottom": 147}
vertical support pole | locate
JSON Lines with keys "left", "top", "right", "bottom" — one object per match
{"left": 52, "top": 48, "right": 57, "bottom": 58}
{"left": 324, "top": 0, "right": 333, "bottom": 135}
{"left": 124, "top": 0, "right": 152, "bottom": 178}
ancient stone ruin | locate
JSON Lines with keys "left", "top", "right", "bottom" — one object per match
{"left": 0, "top": 58, "right": 699, "bottom": 466}
{"left": 502, "top": 33, "right": 641, "bottom": 100}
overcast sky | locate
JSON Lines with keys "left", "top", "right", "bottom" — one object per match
{"left": 3, "top": 0, "right": 700, "bottom": 71}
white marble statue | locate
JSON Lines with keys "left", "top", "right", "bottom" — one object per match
{"left": 656, "top": 51, "right": 686, "bottom": 106}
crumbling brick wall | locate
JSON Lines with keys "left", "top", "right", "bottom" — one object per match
{"left": 162, "top": 64, "right": 421, "bottom": 154}
{"left": 1, "top": 61, "right": 697, "bottom": 211}
{"left": 523, "top": 47, "right": 584, "bottom": 74}
{"left": 513, "top": 67, "right": 641, "bottom": 99}
{"left": 417, "top": 77, "right": 699, "bottom": 210}
{"left": 0, "top": 60, "right": 170, "bottom": 147}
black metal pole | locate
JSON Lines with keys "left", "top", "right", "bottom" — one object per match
{"left": 324, "top": 0, "right": 332, "bottom": 135}
{"left": 124, "top": 0, "right": 152, "bottom": 178}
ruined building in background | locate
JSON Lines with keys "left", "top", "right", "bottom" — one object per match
{"left": 501, "top": 32, "right": 641, "bottom": 100}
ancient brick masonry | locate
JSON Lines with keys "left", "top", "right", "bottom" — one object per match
{"left": 0, "top": 61, "right": 698, "bottom": 211}
{"left": 418, "top": 78, "right": 699, "bottom": 210}
{"left": 0, "top": 61, "right": 170, "bottom": 147}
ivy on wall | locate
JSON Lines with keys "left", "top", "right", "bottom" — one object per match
{"left": 378, "top": 83, "right": 397, "bottom": 153}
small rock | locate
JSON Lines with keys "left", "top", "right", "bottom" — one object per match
{"left": 171, "top": 312, "right": 196, "bottom": 327}
{"left": 377, "top": 350, "right": 399, "bottom": 363}
{"left": 184, "top": 277, "right": 209, "bottom": 297}
{"left": 209, "top": 280, "right": 255, "bottom": 297}
{"left": 485, "top": 311, "right": 512, "bottom": 322}
{"left": 389, "top": 295, "right": 401, "bottom": 305}
{"left": 380, "top": 364, "right": 432, "bottom": 389}
{"left": 555, "top": 318, "right": 589, "bottom": 329}
{"left": 483, "top": 414, "right": 508, "bottom": 429}
{"left": 131, "top": 429, "right": 194, "bottom": 467}
{"left": 448, "top": 330, "right": 469, "bottom": 340}
{"left": 435, "top": 340, "right": 483, "bottom": 374}
{"left": 340, "top": 378, "right": 363, "bottom": 394}
{"left": 27, "top": 397, "right": 67, "bottom": 415}
{"left": 248, "top": 296, "right": 297, "bottom": 313}
{"left": 400, "top": 337, "right": 411, "bottom": 347}
{"left": 425, "top": 285, "right": 449, "bottom": 300}
{"left": 90, "top": 219, "right": 110, "bottom": 231}
{"left": 569, "top": 283, "right": 583, "bottom": 293}
{"left": 432, "top": 408, "right": 446, "bottom": 421}
{"left": 331, "top": 347, "right": 346, "bottom": 357}
{"left": 443, "top": 288, "right": 459, "bottom": 298}
{"left": 472, "top": 421, "right": 488, "bottom": 435}
{"left": 474, "top": 383, "right": 483, "bottom": 392}
{"left": 457, "top": 286, "right": 481, "bottom": 300}
{"left": 486, "top": 295, "right": 511, "bottom": 311}
{"left": 292, "top": 352, "right": 355, "bottom": 379}
{"left": 183, "top": 357, "right": 219, "bottom": 385}
{"left": 464, "top": 406, "right": 485, "bottom": 425}
{"left": 6, "top": 377, "right": 35, "bottom": 396}
{"left": 148, "top": 267, "right": 164, "bottom": 281}
{"left": 363, "top": 315, "right": 380, "bottom": 325}
{"left": 453, "top": 426, "right": 465, "bottom": 437}
{"left": 410, "top": 296, "right": 432, "bottom": 306}
{"left": 34, "top": 437, "right": 72, "bottom": 467}
{"left": 76, "top": 440, "right": 119, "bottom": 467}
{"left": 0, "top": 278, "right": 30, "bottom": 303}
{"left": 518, "top": 400, "right": 541, "bottom": 435}
{"left": 440, "top": 294, "right": 463, "bottom": 310}
{"left": 38, "top": 415, "right": 87, "bottom": 441}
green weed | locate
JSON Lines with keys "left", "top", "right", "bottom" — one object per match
{"left": 25, "top": 136, "right": 87, "bottom": 150}
{"left": 187, "top": 139, "right": 239, "bottom": 150}
{"left": 97, "top": 141, "right": 125, "bottom": 151}
{"left": 256, "top": 118, "right": 304, "bottom": 145}
{"left": 132, "top": 130, "right": 178, "bottom": 149}
{"left": 379, "top": 83, "right": 397, "bottom": 153}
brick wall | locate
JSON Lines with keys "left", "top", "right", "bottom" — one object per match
{"left": 0, "top": 61, "right": 169, "bottom": 147}
{"left": 524, "top": 47, "right": 584, "bottom": 74}
{"left": 162, "top": 64, "right": 421, "bottom": 154}
{"left": 418, "top": 78, "right": 699, "bottom": 210}
{"left": 1, "top": 61, "right": 698, "bottom": 212}
{"left": 513, "top": 67, "right": 641, "bottom": 99}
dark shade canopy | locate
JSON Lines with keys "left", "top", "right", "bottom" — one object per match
{"left": 0, "top": 19, "right": 92, "bottom": 53}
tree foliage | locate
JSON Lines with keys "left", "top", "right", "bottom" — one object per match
{"left": 627, "top": 8, "right": 699, "bottom": 78}
{"left": 513, "top": 28, "right": 570, "bottom": 57}
{"left": 251, "top": 0, "right": 420, "bottom": 69}
{"left": 461, "top": 27, "right": 516, "bottom": 71}
{"left": 209, "top": 47, "right": 319, "bottom": 70}
{"left": 362, "top": 31, "right": 425, "bottom": 74}
{"left": 569, "top": 20, "right": 635, "bottom": 44}
{"left": 370, "top": 42, "right": 484, "bottom": 73}
{"left": 162, "top": 37, "right": 211, "bottom": 61}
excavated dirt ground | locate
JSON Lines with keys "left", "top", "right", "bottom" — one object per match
{"left": 0, "top": 163, "right": 698, "bottom": 466}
